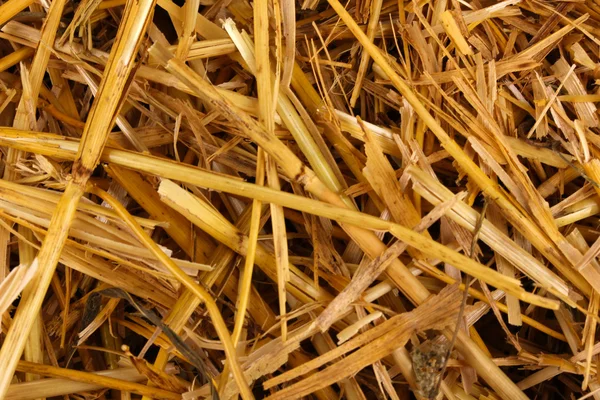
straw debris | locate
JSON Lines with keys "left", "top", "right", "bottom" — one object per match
{"left": 1, "top": 0, "right": 600, "bottom": 399}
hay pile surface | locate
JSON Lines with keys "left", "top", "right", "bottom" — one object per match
{"left": 0, "top": 0, "right": 600, "bottom": 398}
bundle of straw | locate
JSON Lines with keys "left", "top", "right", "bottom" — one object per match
{"left": 0, "top": 0, "right": 600, "bottom": 398}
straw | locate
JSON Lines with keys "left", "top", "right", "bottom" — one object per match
{"left": 1, "top": 1, "right": 600, "bottom": 399}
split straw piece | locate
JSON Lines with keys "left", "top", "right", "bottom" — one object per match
{"left": 174, "top": 0, "right": 200, "bottom": 60}
{"left": 0, "top": 0, "right": 157, "bottom": 395}
{"left": 231, "top": 150, "right": 265, "bottom": 345}
{"left": 249, "top": 0, "right": 290, "bottom": 342}
{"left": 349, "top": 0, "right": 383, "bottom": 107}
{"left": 266, "top": 153, "right": 291, "bottom": 341}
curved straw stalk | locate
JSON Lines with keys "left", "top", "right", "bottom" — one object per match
{"left": 88, "top": 186, "right": 253, "bottom": 399}
{"left": 138, "top": 198, "right": 279, "bottom": 399}
{"left": 230, "top": 150, "right": 264, "bottom": 345}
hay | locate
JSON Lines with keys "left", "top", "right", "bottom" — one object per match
{"left": 0, "top": 0, "right": 599, "bottom": 398}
